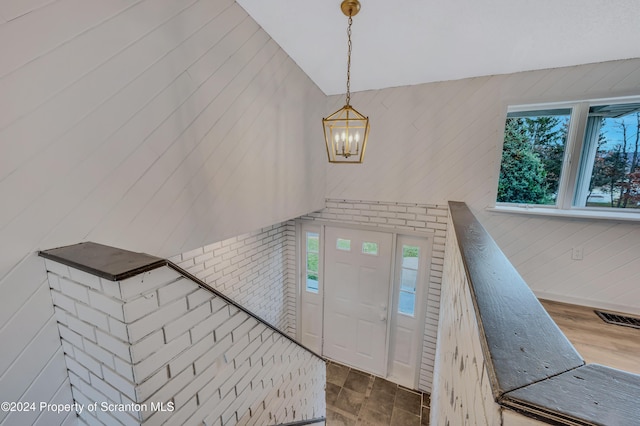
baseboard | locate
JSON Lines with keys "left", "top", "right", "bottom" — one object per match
{"left": 533, "top": 290, "right": 640, "bottom": 317}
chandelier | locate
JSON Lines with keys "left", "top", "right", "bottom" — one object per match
{"left": 323, "top": 0, "right": 370, "bottom": 164}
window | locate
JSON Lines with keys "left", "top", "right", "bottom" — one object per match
{"left": 574, "top": 104, "right": 640, "bottom": 210}
{"left": 497, "top": 108, "right": 570, "bottom": 206}
{"left": 362, "top": 241, "right": 378, "bottom": 255}
{"left": 336, "top": 238, "right": 351, "bottom": 251}
{"left": 398, "top": 245, "right": 419, "bottom": 316}
{"left": 497, "top": 99, "right": 640, "bottom": 216}
{"left": 306, "top": 232, "right": 319, "bottom": 293}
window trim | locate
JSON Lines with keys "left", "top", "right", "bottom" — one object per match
{"left": 493, "top": 97, "right": 640, "bottom": 220}
{"left": 488, "top": 204, "right": 640, "bottom": 222}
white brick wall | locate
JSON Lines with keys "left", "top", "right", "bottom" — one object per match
{"left": 300, "top": 198, "right": 447, "bottom": 393}
{"left": 429, "top": 214, "right": 551, "bottom": 426}
{"left": 170, "top": 221, "right": 297, "bottom": 338}
{"left": 46, "top": 260, "right": 324, "bottom": 426}
{"left": 430, "top": 213, "right": 503, "bottom": 425}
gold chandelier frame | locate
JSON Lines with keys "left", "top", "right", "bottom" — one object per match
{"left": 322, "top": 0, "right": 370, "bottom": 164}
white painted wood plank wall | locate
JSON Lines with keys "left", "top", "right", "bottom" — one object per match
{"left": 0, "top": 1, "right": 325, "bottom": 424}
{"left": 326, "top": 59, "right": 640, "bottom": 315}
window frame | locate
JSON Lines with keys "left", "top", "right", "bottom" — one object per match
{"left": 493, "top": 97, "right": 640, "bottom": 221}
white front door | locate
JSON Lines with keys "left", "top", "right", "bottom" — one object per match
{"left": 323, "top": 227, "right": 392, "bottom": 376}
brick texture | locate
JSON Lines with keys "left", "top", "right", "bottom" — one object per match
{"left": 170, "top": 221, "right": 297, "bottom": 339}
{"left": 46, "top": 261, "right": 325, "bottom": 426}
{"left": 430, "top": 213, "right": 502, "bottom": 425}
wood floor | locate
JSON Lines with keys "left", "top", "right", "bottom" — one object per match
{"left": 539, "top": 299, "right": 640, "bottom": 376}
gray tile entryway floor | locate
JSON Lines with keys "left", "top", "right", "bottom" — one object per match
{"left": 326, "top": 360, "right": 430, "bottom": 426}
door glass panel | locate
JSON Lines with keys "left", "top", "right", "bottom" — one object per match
{"left": 306, "top": 232, "right": 319, "bottom": 293}
{"left": 336, "top": 238, "right": 351, "bottom": 251}
{"left": 307, "top": 232, "right": 319, "bottom": 251}
{"left": 400, "top": 269, "right": 417, "bottom": 291}
{"left": 362, "top": 241, "right": 378, "bottom": 255}
{"left": 398, "top": 291, "right": 416, "bottom": 316}
{"left": 402, "top": 246, "right": 420, "bottom": 267}
{"left": 398, "top": 245, "right": 419, "bottom": 317}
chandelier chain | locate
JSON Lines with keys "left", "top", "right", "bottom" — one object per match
{"left": 346, "top": 15, "right": 352, "bottom": 106}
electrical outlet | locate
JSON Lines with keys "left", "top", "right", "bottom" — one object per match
{"left": 571, "top": 246, "right": 584, "bottom": 260}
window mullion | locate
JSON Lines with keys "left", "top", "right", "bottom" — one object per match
{"left": 557, "top": 103, "right": 589, "bottom": 210}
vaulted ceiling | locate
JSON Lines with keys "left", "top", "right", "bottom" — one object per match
{"left": 237, "top": 0, "right": 640, "bottom": 95}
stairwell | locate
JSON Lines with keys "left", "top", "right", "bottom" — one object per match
{"left": 39, "top": 242, "right": 325, "bottom": 426}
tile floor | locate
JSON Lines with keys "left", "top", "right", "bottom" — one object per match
{"left": 325, "top": 360, "right": 430, "bottom": 426}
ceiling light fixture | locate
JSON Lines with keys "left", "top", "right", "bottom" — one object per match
{"left": 322, "top": 0, "right": 370, "bottom": 164}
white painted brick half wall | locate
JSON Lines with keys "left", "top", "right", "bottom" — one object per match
{"left": 170, "top": 221, "right": 297, "bottom": 339}
{"left": 46, "top": 261, "right": 325, "bottom": 426}
{"left": 300, "top": 198, "right": 447, "bottom": 393}
{"left": 429, "top": 216, "right": 547, "bottom": 426}
{"left": 431, "top": 213, "right": 546, "bottom": 426}
{"left": 430, "top": 214, "right": 503, "bottom": 425}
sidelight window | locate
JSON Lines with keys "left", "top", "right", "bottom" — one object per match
{"left": 306, "top": 232, "right": 319, "bottom": 293}
{"left": 398, "top": 245, "right": 419, "bottom": 316}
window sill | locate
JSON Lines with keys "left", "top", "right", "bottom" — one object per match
{"left": 487, "top": 205, "right": 640, "bottom": 222}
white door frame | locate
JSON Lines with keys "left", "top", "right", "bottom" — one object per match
{"left": 295, "top": 220, "right": 431, "bottom": 386}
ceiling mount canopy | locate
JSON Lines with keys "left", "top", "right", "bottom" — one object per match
{"left": 340, "top": 0, "right": 360, "bottom": 17}
{"left": 323, "top": 0, "right": 370, "bottom": 164}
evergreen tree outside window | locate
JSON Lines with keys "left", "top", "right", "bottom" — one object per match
{"left": 497, "top": 109, "right": 570, "bottom": 205}
{"left": 496, "top": 99, "right": 640, "bottom": 216}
